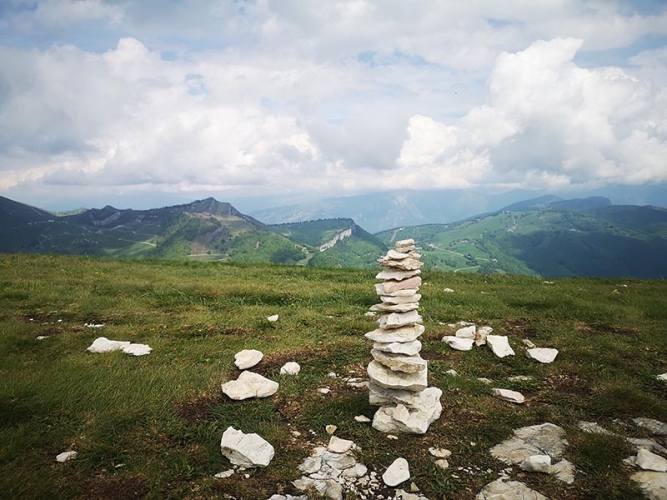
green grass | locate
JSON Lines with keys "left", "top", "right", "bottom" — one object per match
{"left": 1, "top": 254, "right": 666, "bottom": 499}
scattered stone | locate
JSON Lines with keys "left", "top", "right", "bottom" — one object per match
{"left": 634, "top": 418, "right": 667, "bottom": 436}
{"left": 221, "top": 371, "right": 279, "bottom": 400}
{"left": 122, "top": 343, "right": 152, "bottom": 356}
{"left": 267, "top": 495, "right": 309, "bottom": 500}
{"left": 486, "top": 335, "right": 515, "bottom": 358}
{"left": 435, "top": 459, "right": 449, "bottom": 470}
{"left": 36, "top": 335, "right": 47, "bottom": 340}
{"left": 279, "top": 361, "right": 300, "bottom": 375}
{"left": 86, "top": 337, "right": 130, "bottom": 353}
{"left": 552, "top": 459, "right": 576, "bottom": 484}
{"left": 328, "top": 435, "right": 354, "bottom": 453}
{"left": 628, "top": 438, "right": 667, "bottom": 456}
{"left": 490, "top": 423, "right": 567, "bottom": 465}
{"left": 526, "top": 348, "right": 558, "bottom": 364}
{"left": 326, "top": 425, "right": 337, "bottom": 435}
{"left": 443, "top": 288, "right": 454, "bottom": 293}
{"left": 637, "top": 449, "right": 667, "bottom": 472}
{"left": 318, "top": 387, "right": 331, "bottom": 394}
{"left": 657, "top": 373, "right": 667, "bottom": 381}
{"left": 214, "top": 469, "right": 235, "bottom": 479}
{"left": 631, "top": 471, "right": 667, "bottom": 500}
{"left": 383, "top": 457, "right": 410, "bottom": 487}
{"left": 520, "top": 454, "right": 551, "bottom": 473}
{"left": 443, "top": 336, "right": 475, "bottom": 351}
{"left": 429, "top": 447, "right": 452, "bottom": 459}
{"left": 455, "top": 325, "right": 476, "bottom": 339}
{"left": 354, "top": 415, "right": 371, "bottom": 423}
{"left": 522, "top": 339, "right": 536, "bottom": 349}
{"left": 234, "top": 349, "right": 264, "bottom": 370}
{"left": 492, "top": 388, "right": 525, "bottom": 404}
{"left": 220, "top": 426, "right": 274, "bottom": 467}
{"left": 477, "top": 378, "right": 492, "bottom": 384}
{"left": 84, "top": 323, "right": 104, "bottom": 328}
{"left": 507, "top": 375, "right": 533, "bottom": 382}
{"left": 475, "top": 326, "right": 492, "bottom": 346}
{"left": 387, "top": 434, "right": 399, "bottom": 440}
{"left": 476, "top": 479, "right": 547, "bottom": 500}
{"left": 445, "top": 369, "right": 458, "bottom": 376}
{"left": 578, "top": 421, "right": 613, "bottom": 435}
{"left": 56, "top": 451, "right": 78, "bottom": 462}
{"left": 267, "top": 314, "right": 279, "bottom": 322}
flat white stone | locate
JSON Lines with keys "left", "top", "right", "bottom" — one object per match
{"left": 493, "top": 388, "right": 525, "bottom": 404}
{"left": 490, "top": 423, "right": 567, "bottom": 465}
{"left": 375, "top": 276, "right": 422, "bottom": 295}
{"left": 376, "top": 269, "right": 421, "bottom": 281}
{"left": 657, "top": 373, "right": 667, "bottom": 381}
{"left": 578, "top": 421, "right": 613, "bottom": 435}
{"left": 280, "top": 362, "right": 301, "bottom": 375}
{"left": 637, "top": 449, "right": 667, "bottom": 472}
{"left": 429, "top": 447, "right": 452, "bottom": 459}
{"left": 478, "top": 378, "right": 492, "bottom": 384}
{"left": 221, "top": 371, "right": 279, "bottom": 400}
{"left": 455, "top": 325, "right": 476, "bottom": 339}
{"left": 631, "top": 471, "right": 667, "bottom": 500}
{"left": 475, "top": 479, "right": 548, "bottom": 500}
{"left": 56, "top": 451, "right": 78, "bottom": 462}
{"left": 476, "top": 326, "right": 493, "bottom": 346}
{"left": 380, "top": 293, "right": 421, "bottom": 305}
{"left": 369, "top": 383, "right": 427, "bottom": 407}
{"left": 234, "top": 349, "right": 263, "bottom": 369}
{"left": 522, "top": 339, "right": 536, "bottom": 349}
{"left": 383, "top": 457, "right": 410, "bottom": 486}
{"left": 487, "top": 335, "right": 515, "bottom": 358}
{"left": 443, "top": 336, "right": 474, "bottom": 351}
{"left": 220, "top": 426, "right": 274, "bottom": 467}
{"left": 214, "top": 469, "right": 235, "bottom": 478}
{"left": 267, "top": 314, "right": 279, "bottom": 322}
{"left": 396, "top": 238, "right": 415, "bottom": 248}
{"left": 378, "top": 256, "right": 423, "bottom": 271}
{"left": 443, "top": 288, "right": 454, "bottom": 293}
{"left": 386, "top": 249, "right": 410, "bottom": 260}
{"left": 373, "top": 340, "right": 422, "bottom": 356}
{"left": 379, "top": 311, "right": 422, "bottom": 329}
{"left": 520, "top": 454, "right": 552, "bottom": 473}
{"left": 370, "top": 302, "right": 419, "bottom": 313}
{"left": 86, "top": 337, "right": 130, "bottom": 353}
{"left": 526, "top": 348, "right": 558, "bottom": 364}
{"left": 371, "top": 350, "right": 426, "bottom": 373}
{"left": 551, "top": 459, "right": 575, "bottom": 484}
{"left": 328, "top": 436, "right": 354, "bottom": 454}
{"left": 445, "top": 369, "right": 458, "bottom": 376}
{"left": 354, "top": 415, "right": 371, "bottom": 423}
{"left": 634, "top": 418, "right": 667, "bottom": 436}
{"left": 367, "top": 361, "right": 427, "bottom": 392}
{"left": 372, "top": 388, "right": 442, "bottom": 435}
{"left": 365, "top": 324, "right": 425, "bottom": 343}
{"left": 122, "top": 343, "right": 152, "bottom": 356}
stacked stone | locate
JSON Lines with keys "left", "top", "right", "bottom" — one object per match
{"left": 365, "top": 239, "right": 442, "bottom": 435}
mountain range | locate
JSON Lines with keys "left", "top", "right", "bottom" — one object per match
{"left": 2, "top": 194, "right": 667, "bottom": 278}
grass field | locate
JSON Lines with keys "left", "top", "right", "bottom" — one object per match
{"left": 1, "top": 253, "right": 666, "bottom": 499}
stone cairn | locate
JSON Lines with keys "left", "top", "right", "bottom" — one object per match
{"left": 366, "top": 238, "right": 442, "bottom": 434}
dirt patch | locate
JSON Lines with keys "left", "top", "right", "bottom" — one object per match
{"left": 81, "top": 475, "right": 149, "bottom": 500}
{"left": 542, "top": 373, "right": 590, "bottom": 395}
{"left": 219, "top": 327, "right": 255, "bottom": 336}
{"left": 576, "top": 323, "right": 638, "bottom": 336}
{"left": 503, "top": 318, "right": 539, "bottom": 338}
{"left": 175, "top": 394, "right": 221, "bottom": 424}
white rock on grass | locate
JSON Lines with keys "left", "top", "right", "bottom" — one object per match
{"left": 455, "top": 325, "right": 476, "bottom": 339}
{"left": 486, "top": 335, "right": 515, "bottom": 358}
{"left": 86, "top": 337, "right": 130, "bottom": 353}
{"left": 631, "top": 471, "right": 667, "bottom": 500}
{"left": 214, "top": 469, "right": 235, "bottom": 479}
{"left": 220, "top": 426, "right": 274, "bottom": 467}
{"left": 526, "top": 348, "right": 558, "bottom": 364}
{"left": 634, "top": 418, "right": 667, "bottom": 436}
{"left": 429, "top": 447, "right": 452, "bottom": 459}
{"left": 267, "top": 314, "right": 279, "bottom": 322}
{"left": 657, "top": 373, "right": 667, "bottom": 381}
{"left": 443, "top": 336, "right": 475, "bottom": 351}
{"left": 56, "top": 451, "right": 78, "bottom": 462}
{"left": 354, "top": 415, "right": 371, "bottom": 423}
{"left": 221, "top": 371, "right": 279, "bottom": 400}
{"left": 235, "top": 349, "right": 264, "bottom": 370}
{"left": 490, "top": 423, "right": 568, "bottom": 465}
{"left": 383, "top": 457, "right": 410, "bottom": 486}
{"left": 476, "top": 479, "right": 548, "bottom": 500}
{"left": 280, "top": 362, "right": 301, "bottom": 375}
{"left": 520, "top": 455, "right": 552, "bottom": 473}
{"left": 328, "top": 436, "right": 354, "bottom": 454}
{"left": 492, "top": 388, "right": 525, "bottom": 404}
{"left": 637, "top": 449, "right": 667, "bottom": 472}
{"left": 122, "top": 343, "right": 152, "bottom": 356}
{"left": 475, "top": 326, "right": 493, "bottom": 346}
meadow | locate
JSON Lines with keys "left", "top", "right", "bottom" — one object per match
{"left": 1, "top": 253, "right": 666, "bottom": 499}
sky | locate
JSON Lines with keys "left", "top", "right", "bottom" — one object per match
{"left": 1, "top": 0, "right": 666, "bottom": 211}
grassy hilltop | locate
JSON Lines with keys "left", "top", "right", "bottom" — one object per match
{"left": 1, "top": 254, "right": 666, "bottom": 499}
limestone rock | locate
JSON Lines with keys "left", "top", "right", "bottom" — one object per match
{"left": 328, "top": 436, "right": 354, "bottom": 454}
{"left": 122, "top": 343, "right": 152, "bottom": 356}
{"left": 526, "top": 348, "right": 559, "bottom": 364}
{"left": 435, "top": 459, "right": 449, "bottom": 470}
{"left": 493, "top": 388, "right": 525, "bottom": 404}
{"left": 372, "top": 388, "right": 442, "bottom": 434}
{"left": 376, "top": 269, "right": 421, "bottom": 281}
{"left": 578, "top": 421, "right": 613, "bottom": 434}
{"left": 490, "top": 423, "right": 567, "bottom": 465}
{"left": 221, "top": 371, "right": 279, "bottom": 400}
{"left": 386, "top": 249, "right": 411, "bottom": 260}
{"left": 455, "top": 325, "right": 476, "bottom": 339}
{"left": 631, "top": 471, "right": 667, "bottom": 500}
{"left": 552, "top": 459, "right": 576, "bottom": 484}
{"left": 234, "top": 349, "right": 263, "bottom": 369}
{"left": 520, "top": 454, "right": 551, "bottom": 473}
{"left": 354, "top": 415, "right": 371, "bottom": 423}
{"left": 367, "top": 361, "right": 427, "bottom": 391}
{"left": 658, "top": 373, "right": 667, "bottom": 381}
{"left": 371, "top": 349, "right": 426, "bottom": 373}
{"left": 378, "top": 256, "right": 424, "bottom": 271}
{"left": 373, "top": 340, "right": 422, "bottom": 356}
{"left": 378, "top": 310, "right": 422, "bottom": 329}
{"left": 486, "top": 335, "right": 515, "bottom": 358}
{"left": 443, "top": 336, "right": 474, "bottom": 351}
{"left": 369, "top": 383, "right": 428, "bottom": 407}
{"left": 634, "top": 418, "right": 667, "bottom": 436}
{"left": 280, "top": 362, "right": 301, "bottom": 375}
{"left": 476, "top": 479, "right": 548, "bottom": 500}
{"left": 365, "top": 324, "right": 425, "bottom": 343}
{"left": 429, "top": 447, "right": 452, "bottom": 459}
{"left": 87, "top": 337, "right": 130, "bottom": 353}
{"left": 370, "top": 302, "right": 420, "bottom": 313}
{"left": 220, "top": 426, "right": 274, "bottom": 467}
{"left": 396, "top": 238, "right": 415, "bottom": 250}
{"left": 267, "top": 314, "right": 279, "bottom": 322}
{"left": 56, "top": 451, "right": 78, "bottom": 462}
{"left": 637, "top": 449, "right": 667, "bottom": 472}
{"left": 475, "top": 326, "right": 492, "bottom": 346}
{"left": 380, "top": 293, "right": 421, "bottom": 305}
{"left": 383, "top": 457, "right": 410, "bottom": 486}
{"left": 375, "top": 276, "right": 422, "bottom": 295}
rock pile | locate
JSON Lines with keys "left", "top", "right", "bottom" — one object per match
{"left": 366, "top": 239, "right": 442, "bottom": 435}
